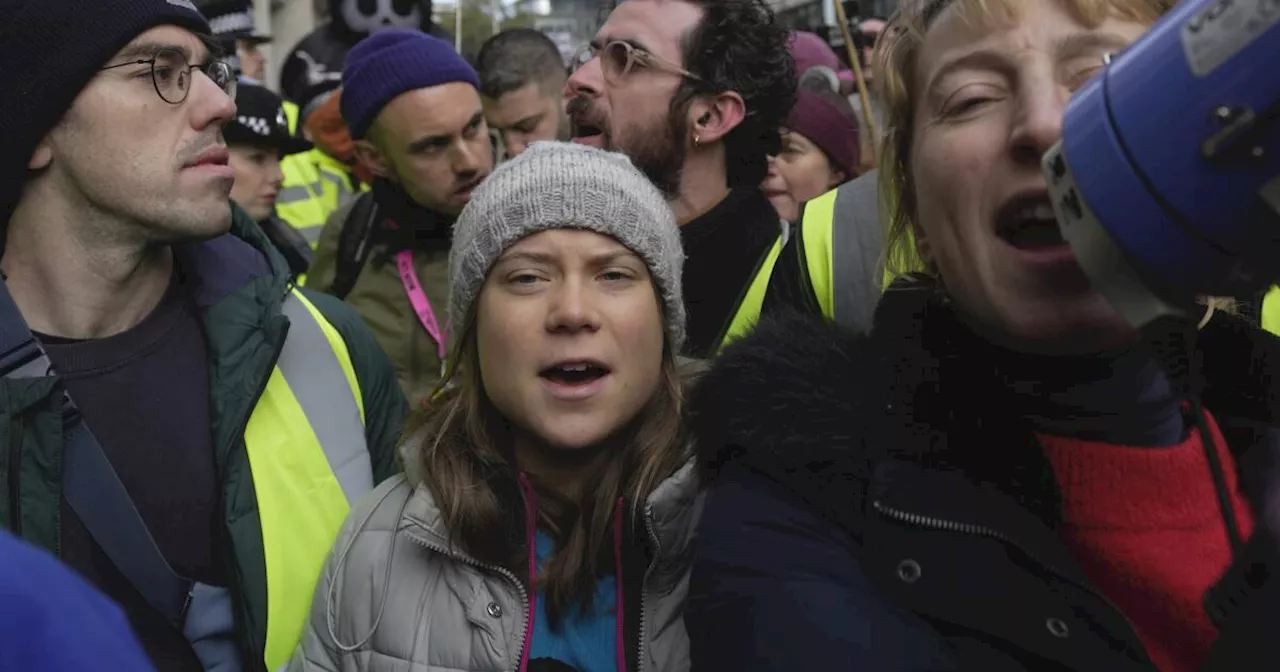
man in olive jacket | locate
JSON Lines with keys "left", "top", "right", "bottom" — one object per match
{"left": 0, "top": 1, "right": 406, "bottom": 670}
{"left": 306, "top": 31, "right": 494, "bottom": 408}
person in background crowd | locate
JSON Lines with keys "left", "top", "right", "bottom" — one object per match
{"left": 197, "top": 0, "right": 329, "bottom": 270}
{"left": 306, "top": 30, "right": 494, "bottom": 407}
{"left": 277, "top": 0, "right": 464, "bottom": 250}
{"left": 566, "top": 0, "right": 799, "bottom": 359}
{"left": 275, "top": 84, "right": 369, "bottom": 253}
{"left": 477, "top": 28, "right": 572, "bottom": 159}
{"left": 225, "top": 82, "right": 317, "bottom": 278}
{"left": 237, "top": 31, "right": 270, "bottom": 82}
{"left": 0, "top": 2, "right": 407, "bottom": 670}
{"left": 195, "top": 0, "right": 272, "bottom": 82}
{"left": 775, "top": 33, "right": 887, "bottom": 335}
{"left": 761, "top": 86, "right": 859, "bottom": 223}
{"left": 290, "top": 141, "right": 699, "bottom": 672}
{"left": 688, "top": 0, "right": 1279, "bottom": 670}
{"left": 789, "top": 30, "right": 877, "bottom": 176}
{"left": 854, "top": 17, "right": 886, "bottom": 86}
{"left": 790, "top": 31, "right": 855, "bottom": 99}
{"left": 850, "top": 17, "right": 886, "bottom": 169}
{"left": 0, "top": 528, "right": 156, "bottom": 672}
{"left": 705, "top": 29, "right": 877, "bottom": 337}
{"left": 279, "top": 0, "right": 457, "bottom": 114}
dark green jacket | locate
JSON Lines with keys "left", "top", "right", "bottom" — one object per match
{"left": 0, "top": 204, "right": 407, "bottom": 667}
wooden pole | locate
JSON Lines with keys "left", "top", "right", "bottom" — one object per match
{"left": 832, "top": 0, "right": 878, "bottom": 160}
{"left": 455, "top": 0, "right": 463, "bottom": 52}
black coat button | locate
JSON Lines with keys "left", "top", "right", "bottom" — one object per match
{"left": 896, "top": 559, "right": 922, "bottom": 584}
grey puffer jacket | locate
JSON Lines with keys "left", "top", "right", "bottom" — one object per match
{"left": 287, "top": 456, "right": 702, "bottom": 672}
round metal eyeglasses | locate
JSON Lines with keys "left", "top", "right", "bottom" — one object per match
{"left": 100, "top": 48, "right": 236, "bottom": 105}
{"left": 570, "top": 40, "right": 701, "bottom": 86}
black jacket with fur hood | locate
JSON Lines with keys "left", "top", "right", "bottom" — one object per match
{"left": 686, "top": 280, "right": 1280, "bottom": 671}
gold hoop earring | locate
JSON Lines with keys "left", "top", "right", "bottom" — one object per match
{"left": 693, "top": 134, "right": 701, "bottom": 147}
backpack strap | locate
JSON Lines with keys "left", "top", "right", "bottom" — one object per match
{"left": 330, "top": 192, "right": 379, "bottom": 301}
{"left": 259, "top": 215, "right": 314, "bottom": 280}
{"left": 0, "top": 280, "right": 193, "bottom": 628}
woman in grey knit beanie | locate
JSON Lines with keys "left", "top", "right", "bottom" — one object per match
{"left": 291, "top": 141, "right": 698, "bottom": 672}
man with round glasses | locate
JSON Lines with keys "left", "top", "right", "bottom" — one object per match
{"left": 0, "top": 2, "right": 408, "bottom": 670}
{"left": 565, "top": 0, "right": 805, "bottom": 359}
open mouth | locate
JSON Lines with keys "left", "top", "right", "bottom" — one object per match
{"left": 571, "top": 119, "right": 605, "bottom": 140}
{"left": 455, "top": 177, "right": 483, "bottom": 197}
{"left": 996, "top": 195, "right": 1066, "bottom": 250}
{"left": 539, "top": 361, "right": 611, "bottom": 387}
{"left": 567, "top": 98, "right": 606, "bottom": 142}
{"left": 762, "top": 187, "right": 788, "bottom": 199}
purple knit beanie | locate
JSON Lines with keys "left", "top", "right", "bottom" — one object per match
{"left": 341, "top": 29, "right": 479, "bottom": 139}
{"left": 785, "top": 89, "right": 860, "bottom": 177}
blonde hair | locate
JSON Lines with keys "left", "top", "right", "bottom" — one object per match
{"left": 874, "top": 0, "right": 1173, "bottom": 279}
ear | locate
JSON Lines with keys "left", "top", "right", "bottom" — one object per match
{"left": 685, "top": 90, "right": 746, "bottom": 145}
{"left": 827, "top": 169, "right": 847, "bottom": 188}
{"left": 353, "top": 138, "right": 393, "bottom": 179}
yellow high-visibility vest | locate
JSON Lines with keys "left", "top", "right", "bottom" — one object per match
{"left": 246, "top": 289, "right": 370, "bottom": 671}
{"left": 182, "top": 289, "right": 372, "bottom": 672}
{"left": 278, "top": 150, "right": 365, "bottom": 250}
{"left": 719, "top": 236, "right": 787, "bottom": 352}
{"left": 717, "top": 215, "right": 840, "bottom": 353}
{"left": 796, "top": 177, "right": 892, "bottom": 330}
{"left": 1262, "top": 286, "right": 1280, "bottom": 335}
{"left": 283, "top": 100, "right": 300, "bottom": 136}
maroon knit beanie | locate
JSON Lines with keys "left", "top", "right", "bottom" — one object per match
{"left": 785, "top": 89, "right": 860, "bottom": 177}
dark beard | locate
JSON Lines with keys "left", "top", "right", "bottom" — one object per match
{"left": 613, "top": 107, "right": 687, "bottom": 199}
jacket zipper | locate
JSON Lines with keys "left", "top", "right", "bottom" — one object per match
{"left": 871, "top": 499, "right": 1150, "bottom": 662}
{"left": 7, "top": 414, "right": 23, "bottom": 534}
{"left": 403, "top": 529, "right": 531, "bottom": 671}
{"left": 636, "top": 505, "right": 660, "bottom": 672}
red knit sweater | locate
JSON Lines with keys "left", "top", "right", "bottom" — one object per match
{"left": 1038, "top": 410, "right": 1254, "bottom": 672}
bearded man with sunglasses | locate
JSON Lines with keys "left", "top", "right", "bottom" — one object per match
{"left": 0, "top": 2, "right": 407, "bottom": 671}
{"left": 566, "top": 0, "right": 805, "bottom": 359}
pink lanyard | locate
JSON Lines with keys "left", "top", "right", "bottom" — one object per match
{"left": 395, "top": 249, "right": 448, "bottom": 361}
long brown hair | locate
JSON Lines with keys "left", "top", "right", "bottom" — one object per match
{"left": 401, "top": 300, "right": 691, "bottom": 627}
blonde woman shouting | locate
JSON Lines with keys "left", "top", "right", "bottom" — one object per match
{"left": 289, "top": 141, "right": 698, "bottom": 672}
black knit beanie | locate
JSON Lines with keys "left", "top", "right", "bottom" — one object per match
{"left": 0, "top": 0, "right": 212, "bottom": 227}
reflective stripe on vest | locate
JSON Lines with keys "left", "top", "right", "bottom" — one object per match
{"left": 278, "top": 152, "right": 330, "bottom": 245}
{"left": 245, "top": 289, "right": 371, "bottom": 671}
{"left": 319, "top": 168, "right": 356, "bottom": 209}
{"left": 718, "top": 237, "right": 785, "bottom": 353}
{"left": 799, "top": 173, "right": 887, "bottom": 334}
{"left": 277, "top": 181, "right": 324, "bottom": 206}
{"left": 1263, "top": 286, "right": 1280, "bottom": 335}
{"left": 277, "top": 153, "right": 362, "bottom": 251}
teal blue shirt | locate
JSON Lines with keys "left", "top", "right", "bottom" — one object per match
{"left": 526, "top": 529, "right": 619, "bottom": 672}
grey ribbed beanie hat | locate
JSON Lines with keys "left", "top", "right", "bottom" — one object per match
{"left": 450, "top": 141, "right": 686, "bottom": 351}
